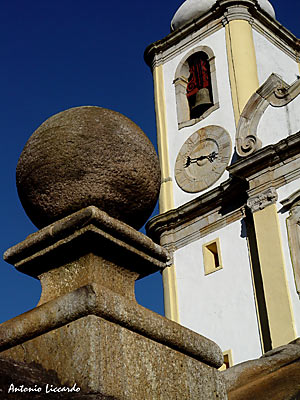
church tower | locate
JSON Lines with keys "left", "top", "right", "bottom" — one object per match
{"left": 145, "top": 0, "right": 300, "bottom": 365}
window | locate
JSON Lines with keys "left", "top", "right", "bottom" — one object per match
{"left": 203, "top": 238, "right": 223, "bottom": 275}
{"left": 219, "top": 350, "right": 233, "bottom": 371}
{"left": 174, "top": 47, "right": 219, "bottom": 128}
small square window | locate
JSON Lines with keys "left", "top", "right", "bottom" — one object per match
{"left": 219, "top": 350, "right": 233, "bottom": 371}
{"left": 203, "top": 238, "right": 223, "bottom": 275}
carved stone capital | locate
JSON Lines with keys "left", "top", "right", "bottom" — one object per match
{"left": 222, "top": 4, "right": 253, "bottom": 24}
{"left": 247, "top": 188, "right": 278, "bottom": 213}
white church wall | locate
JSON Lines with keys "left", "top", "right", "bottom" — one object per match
{"left": 161, "top": 27, "right": 236, "bottom": 209}
{"left": 286, "top": 95, "right": 300, "bottom": 134}
{"left": 174, "top": 219, "right": 262, "bottom": 364}
{"left": 252, "top": 29, "right": 300, "bottom": 148}
{"left": 256, "top": 94, "right": 300, "bottom": 148}
{"left": 253, "top": 29, "right": 299, "bottom": 86}
{"left": 277, "top": 182, "right": 300, "bottom": 336}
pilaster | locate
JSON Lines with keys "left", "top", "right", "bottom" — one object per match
{"left": 153, "top": 64, "right": 180, "bottom": 323}
{"left": 247, "top": 189, "right": 297, "bottom": 348}
{"left": 223, "top": 6, "right": 259, "bottom": 125}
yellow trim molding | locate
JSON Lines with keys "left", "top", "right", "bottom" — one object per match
{"left": 225, "top": 20, "right": 259, "bottom": 125}
{"left": 162, "top": 267, "right": 180, "bottom": 323}
{"left": 153, "top": 65, "right": 180, "bottom": 323}
{"left": 153, "top": 65, "right": 174, "bottom": 213}
{"left": 253, "top": 204, "right": 297, "bottom": 348}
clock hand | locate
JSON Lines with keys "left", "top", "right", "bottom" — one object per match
{"left": 207, "top": 151, "right": 218, "bottom": 163}
{"left": 184, "top": 151, "right": 218, "bottom": 168}
{"left": 185, "top": 155, "right": 206, "bottom": 167}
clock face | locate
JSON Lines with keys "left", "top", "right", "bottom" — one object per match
{"left": 175, "top": 126, "right": 232, "bottom": 193}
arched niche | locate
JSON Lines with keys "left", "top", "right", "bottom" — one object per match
{"left": 174, "top": 46, "right": 219, "bottom": 129}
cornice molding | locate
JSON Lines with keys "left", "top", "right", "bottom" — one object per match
{"left": 146, "top": 177, "right": 247, "bottom": 242}
{"left": 148, "top": 132, "right": 300, "bottom": 243}
{"left": 144, "top": 0, "right": 299, "bottom": 69}
{"left": 146, "top": 17, "right": 224, "bottom": 69}
{"left": 163, "top": 207, "right": 245, "bottom": 252}
{"left": 229, "top": 131, "right": 300, "bottom": 179}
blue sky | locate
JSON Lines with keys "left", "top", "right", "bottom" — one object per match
{"left": 0, "top": 0, "right": 299, "bottom": 323}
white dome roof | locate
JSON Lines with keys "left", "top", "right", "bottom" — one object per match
{"left": 171, "top": 0, "right": 276, "bottom": 31}
{"left": 258, "top": 0, "right": 275, "bottom": 19}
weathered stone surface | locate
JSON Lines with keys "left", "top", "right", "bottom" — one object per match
{"left": 0, "top": 283, "right": 224, "bottom": 369}
{"left": 0, "top": 356, "right": 117, "bottom": 399}
{"left": 1, "top": 315, "right": 227, "bottom": 399}
{"left": 16, "top": 106, "right": 161, "bottom": 229}
{"left": 0, "top": 356, "right": 62, "bottom": 399}
{"left": 4, "top": 206, "right": 169, "bottom": 295}
{"left": 2, "top": 207, "right": 227, "bottom": 399}
{"left": 222, "top": 338, "right": 300, "bottom": 400}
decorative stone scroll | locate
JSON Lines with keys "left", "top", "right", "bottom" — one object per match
{"left": 247, "top": 187, "right": 278, "bottom": 213}
{"left": 282, "top": 190, "right": 300, "bottom": 294}
{"left": 236, "top": 74, "right": 300, "bottom": 157}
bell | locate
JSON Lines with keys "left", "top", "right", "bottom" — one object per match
{"left": 191, "top": 88, "right": 212, "bottom": 112}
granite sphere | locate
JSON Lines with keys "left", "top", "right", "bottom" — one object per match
{"left": 16, "top": 106, "right": 161, "bottom": 229}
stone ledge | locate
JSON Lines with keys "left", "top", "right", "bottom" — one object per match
{"left": 4, "top": 206, "right": 170, "bottom": 279}
{"left": 228, "top": 131, "right": 300, "bottom": 180}
{"left": 146, "top": 177, "right": 247, "bottom": 243}
{"left": 0, "top": 283, "right": 224, "bottom": 369}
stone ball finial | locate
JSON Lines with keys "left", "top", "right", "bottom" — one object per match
{"left": 16, "top": 106, "right": 161, "bottom": 230}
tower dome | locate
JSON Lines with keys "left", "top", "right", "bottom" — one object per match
{"left": 171, "top": 0, "right": 276, "bottom": 31}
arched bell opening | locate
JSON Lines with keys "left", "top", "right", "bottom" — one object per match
{"left": 174, "top": 47, "right": 219, "bottom": 129}
{"left": 186, "top": 52, "right": 213, "bottom": 120}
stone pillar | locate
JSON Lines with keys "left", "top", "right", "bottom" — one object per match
{"left": 0, "top": 107, "right": 227, "bottom": 399}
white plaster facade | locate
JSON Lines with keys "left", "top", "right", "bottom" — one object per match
{"left": 162, "top": 27, "right": 236, "bottom": 209}
{"left": 155, "top": 5, "right": 300, "bottom": 210}
{"left": 174, "top": 221, "right": 262, "bottom": 364}
{"left": 257, "top": 96, "right": 300, "bottom": 148}
{"left": 253, "top": 29, "right": 299, "bottom": 86}
{"left": 146, "top": 0, "right": 300, "bottom": 367}
{"left": 253, "top": 28, "right": 300, "bottom": 146}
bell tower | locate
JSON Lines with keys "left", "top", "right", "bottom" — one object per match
{"left": 145, "top": 0, "right": 300, "bottom": 365}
